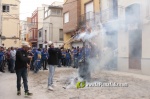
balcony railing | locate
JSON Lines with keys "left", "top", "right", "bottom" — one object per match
{"left": 100, "top": 6, "right": 125, "bottom": 23}
{"left": 79, "top": 6, "right": 125, "bottom": 26}
{"left": 79, "top": 11, "right": 95, "bottom": 26}
{"left": 29, "top": 37, "right": 37, "bottom": 42}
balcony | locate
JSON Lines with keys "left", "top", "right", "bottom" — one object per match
{"left": 79, "top": 6, "right": 125, "bottom": 27}
{"left": 79, "top": 11, "right": 95, "bottom": 27}
{"left": 100, "top": 6, "right": 125, "bottom": 23}
{"left": 29, "top": 37, "right": 37, "bottom": 43}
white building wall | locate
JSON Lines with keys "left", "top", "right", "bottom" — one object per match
{"left": 101, "top": 0, "right": 150, "bottom": 75}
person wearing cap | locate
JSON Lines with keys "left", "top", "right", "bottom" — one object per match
{"left": 15, "top": 42, "right": 33, "bottom": 96}
{"left": 47, "top": 41, "right": 64, "bottom": 91}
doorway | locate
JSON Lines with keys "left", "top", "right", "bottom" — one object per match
{"left": 125, "top": 4, "right": 142, "bottom": 69}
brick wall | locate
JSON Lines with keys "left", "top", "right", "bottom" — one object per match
{"left": 30, "top": 10, "right": 38, "bottom": 41}
{"left": 63, "top": 0, "right": 81, "bottom": 33}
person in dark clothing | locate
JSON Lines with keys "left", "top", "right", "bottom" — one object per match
{"left": 41, "top": 48, "right": 48, "bottom": 70}
{"left": 47, "top": 41, "right": 58, "bottom": 91}
{"left": 15, "top": 42, "right": 33, "bottom": 96}
{"left": 61, "top": 49, "right": 66, "bottom": 66}
{"left": 65, "top": 50, "right": 71, "bottom": 66}
{"left": 57, "top": 48, "right": 62, "bottom": 67}
{"left": 27, "top": 49, "right": 34, "bottom": 70}
{"left": 47, "top": 41, "right": 64, "bottom": 91}
{"left": 78, "top": 41, "right": 97, "bottom": 81}
{"left": 0, "top": 45, "right": 4, "bottom": 73}
{"left": 6, "top": 48, "right": 11, "bottom": 72}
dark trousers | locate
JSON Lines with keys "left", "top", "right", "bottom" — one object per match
{"left": 0, "top": 61, "right": 2, "bottom": 71}
{"left": 16, "top": 67, "right": 28, "bottom": 92}
{"left": 62, "top": 58, "right": 66, "bottom": 66}
{"left": 65, "top": 58, "right": 70, "bottom": 66}
{"left": 58, "top": 59, "right": 61, "bottom": 67}
{"left": 30, "top": 59, "right": 34, "bottom": 70}
{"left": 7, "top": 59, "right": 11, "bottom": 71}
{"left": 10, "top": 59, "right": 15, "bottom": 72}
{"left": 42, "top": 59, "right": 47, "bottom": 69}
{"left": 0, "top": 60, "right": 6, "bottom": 71}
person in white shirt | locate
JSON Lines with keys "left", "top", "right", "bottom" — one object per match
{"left": 10, "top": 47, "right": 16, "bottom": 73}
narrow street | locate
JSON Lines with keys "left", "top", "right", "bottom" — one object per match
{"left": 0, "top": 70, "right": 49, "bottom": 99}
{"left": 1, "top": 67, "right": 150, "bottom": 99}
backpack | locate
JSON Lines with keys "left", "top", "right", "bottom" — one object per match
{"left": 37, "top": 51, "right": 41, "bottom": 60}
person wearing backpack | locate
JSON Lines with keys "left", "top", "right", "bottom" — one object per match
{"left": 34, "top": 48, "right": 41, "bottom": 73}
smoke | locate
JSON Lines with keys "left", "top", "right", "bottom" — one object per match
{"left": 65, "top": 1, "right": 145, "bottom": 88}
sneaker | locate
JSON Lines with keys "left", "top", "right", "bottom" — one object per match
{"left": 17, "top": 91, "right": 21, "bottom": 96}
{"left": 25, "top": 92, "right": 33, "bottom": 97}
{"left": 52, "top": 84, "right": 56, "bottom": 87}
{"left": 48, "top": 86, "right": 53, "bottom": 91}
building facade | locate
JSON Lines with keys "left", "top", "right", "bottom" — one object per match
{"left": 29, "top": 10, "right": 38, "bottom": 47}
{"left": 25, "top": 17, "right": 32, "bottom": 45}
{"left": 63, "top": 0, "right": 100, "bottom": 48}
{"left": 100, "top": 0, "right": 150, "bottom": 75}
{"left": 63, "top": 0, "right": 81, "bottom": 48}
{"left": 37, "top": 5, "right": 49, "bottom": 48}
{"left": 20, "top": 20, "right": 27, "bottom": 44}
{"left": 42, "top": 2, "right": 63, "bottom": 48}
{"left": 1, "top": 0, "right": 20, "bottom": 48}
{"left": 117, "top": 0, "right": 150, "bottom": 75}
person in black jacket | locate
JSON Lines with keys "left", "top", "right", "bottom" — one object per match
{"left": 47, "top": 41, "right": 64, "bottom": 91}
{"left": 15, "top": 42, "right": 33, "bottom": 96}
{"left": 57, "top": 47, "right": 62, "bottom": 67}
{"left": 47, "top": 41, "right": 58, "bottom": 91}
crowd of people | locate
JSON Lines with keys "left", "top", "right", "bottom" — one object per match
{"left": 0, "top": 44, "right": 91, "bottom": 73}
{"left": 0, "top": 40, "right": 97, "bottom": 96}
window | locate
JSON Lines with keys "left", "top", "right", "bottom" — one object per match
{"left": 109, "top": 0, "right": 118, "bottom": 19}
{"left": 2, "top": 5, "right": 9, "bottom": 12}
{"left": 48, "top": 9, "right": 51, "bottom": 16}
{"left": 39, "top": 31, "right": 42, "bottom": 37}
{"left": 30, "top": 32, "right": 33, "bottom": 38}
{"left": 64, "top": 12, "right": 69, "bottom": 23}
{"left": 51, "top": 9, "right": 62, "bottom": 16}
{"left": 57, "top": 9, "right": 62, "bottom": 15}
{"left": 45, "top": 12, "right": 48, "bottom": 18}
{"left": 35, "top": 29, "right": 37, "bottom": 39}
{"left": 34, "top": 17, "right": 36, "bottom": 25}
{"left": 45, "top": 30, "right": 47, "bottom": 41}
{"left": 147, "top": 0, "right": 150, "bottom": 17}
{"left": 51, "top": 9, "right": 57, "bottom": 15}
{"left": 32, "top": 18, "right": 34, "bottom": 24}
{"left": 85, "top": 2, "right": 94, "bottom": 20}
{"left": 45, "top": 7, "right": 48, "bottom": 11}
{"left": 59, "top": 29, "right": 63, "bottom": 41}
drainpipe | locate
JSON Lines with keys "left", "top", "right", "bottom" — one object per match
{"left": 49, "top": 23, "right": 53, "bottom": 42}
